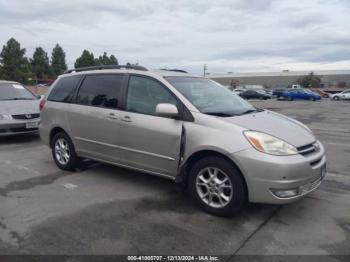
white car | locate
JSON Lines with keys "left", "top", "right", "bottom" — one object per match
{"left": 330, "top": 90, "right": 350, "bottom": 100}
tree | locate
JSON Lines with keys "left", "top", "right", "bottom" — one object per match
{"left": 0, "top": 38, "right": 31, "bottom": 83}
{"left": 297, "top": 72, "right": 322, "bottom": 88}
{"left": 51, "top": 44, "right": 67, "bottom": 77}
{"left": 31, "top": 47, "right": 50, "bottom": 80}
{"left": 95, "top": 52, "right": 119, "bottom": 65}
{"left": 109, "top": 55, "right": 118, "bottom": 65}
{"left": 74, "top": 50, "right": 95, "bottom": 68}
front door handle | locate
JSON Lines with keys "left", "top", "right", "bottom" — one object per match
{"left": 107, "top": 112, "right": 118, "bottom": 120}
{"left": 120, "top": 115, "right": 132, "bottom": 122}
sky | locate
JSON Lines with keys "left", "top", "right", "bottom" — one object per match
{"left": 0, "top": 0, "right": 350, "bottom": 75}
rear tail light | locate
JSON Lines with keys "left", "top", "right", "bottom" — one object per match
{"left": 39, "top": 99, "right": 46, "bottom": 111}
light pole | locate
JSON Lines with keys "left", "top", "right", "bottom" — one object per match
{"left": 203, "top": 64, "right": 207, "bottom": 77}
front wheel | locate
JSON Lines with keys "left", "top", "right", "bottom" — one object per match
{"left": 287, "top": 96, "right": 293, "bottom": 101}
{"left": 333, "top": 96, "right": 340, "bottom": 101}
{"left": 188, "top": 156, "right": 247, "bottom": 216}
{"left": 51, "top": 132, "right": 80, "bottom": 171}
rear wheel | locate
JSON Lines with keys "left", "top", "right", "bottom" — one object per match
{"left": 188, "top": 156, "right": 246, "bottom": 216}
{"left": 51, "top": 132, "right": 80, "bottom": 171}
{"left": 309, "top": 97, "right": 316, "bottom": 101}
{"left": 287, "top": 96, "right": 293, "bottom": 101}
{"left": 333, "top": 96, "right": 340, "bottom": 101}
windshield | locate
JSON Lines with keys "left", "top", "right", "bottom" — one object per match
{"left": 0, "top": 83, "right": 37, "bottom": 101}
{"left": 165, "top": 77, "right": 258, "bottom": 116}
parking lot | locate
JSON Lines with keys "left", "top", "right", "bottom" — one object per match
{"left": 0, "top": 99, "right": 349, "bottom": 256}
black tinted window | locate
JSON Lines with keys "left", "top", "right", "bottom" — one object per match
{"left": 126, "top": 76, "right": 177, "bottom": 115}
{"left": 76, "top": 74, "right": 123, "bottom": 109}
{"left": 48, "top": 75, "right": 81, "bottom": 102}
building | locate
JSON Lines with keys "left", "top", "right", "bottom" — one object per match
{"left": 208, "top": 70, "right": 350, "bottom": 89}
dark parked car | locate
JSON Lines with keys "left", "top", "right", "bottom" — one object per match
{"left": 240, "top": 90, "right": 271, "bottom": 100}
{"left": 273, "top": 88, "right": 286, "bottom": 98}
{"left": 281, "top": 89, "right": 321, "bottom": 101}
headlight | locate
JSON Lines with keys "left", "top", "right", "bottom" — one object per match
{"left": 0, "top": 114, "right": 12, "bottom": 120}
{"left": 244, "top": 131, "right": 298, "bottom": 156}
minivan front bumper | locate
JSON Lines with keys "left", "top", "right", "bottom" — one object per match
{"left": 230, "top": 140, "right": 326, "bottom": 204}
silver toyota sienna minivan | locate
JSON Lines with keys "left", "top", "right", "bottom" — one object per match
{"left": 39, "top": 65, "right": 326, "bottom": 216}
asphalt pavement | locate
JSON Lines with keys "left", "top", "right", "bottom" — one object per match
{"left": 0, "top": 99, "right": 349, "bottom": 257}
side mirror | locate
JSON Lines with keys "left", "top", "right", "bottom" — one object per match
{"left": 155, "top": 103, "right": 179, "bottom": 118}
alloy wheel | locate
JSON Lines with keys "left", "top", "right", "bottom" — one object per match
{"left": 54, "top": 138, "right": 70, "bottom": 165}
{"left": 196, "top": 167, "right": 233, "bottom": 208}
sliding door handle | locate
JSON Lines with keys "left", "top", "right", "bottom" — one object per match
{"left": 120, "top": 115, "right": 132, "bottom": 122}
{"left": 107, "top": 112, "right": 118, "bottom": 120}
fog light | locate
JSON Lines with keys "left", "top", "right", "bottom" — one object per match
{"left": 271, "top": 188, "right": 299, "bottom": 198}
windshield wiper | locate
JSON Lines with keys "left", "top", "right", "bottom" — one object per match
{"left": 238, "top": 108, "right": 264, "bottom": 116}
{"left": 205, "top": 112, "right": 236, "bottom": 117}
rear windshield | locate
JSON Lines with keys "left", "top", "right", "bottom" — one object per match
{"left": 0, "top": 83, "right": 37, "bottom": 101}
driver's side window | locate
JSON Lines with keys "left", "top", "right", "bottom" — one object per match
{"left": 126, "top": 76, "right": 178, "bottom": 116}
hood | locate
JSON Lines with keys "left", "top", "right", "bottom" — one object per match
{"left": 0, "top": 100, "right": 40, "bottom": 115}
{"left": 222, "top": 110, "right": 315, "bottom": 147}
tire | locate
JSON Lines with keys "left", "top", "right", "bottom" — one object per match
{"left": 188, "top": 156, "right": 247, "bottom": 217}
{"left": 287, "top": 96, "right": 293, "bottom": 101}
{"left": 333, "top": 96, "right": 340, "bottom": 101}
{"left": 51, "top": 132, "right": 80, "bottom": 171}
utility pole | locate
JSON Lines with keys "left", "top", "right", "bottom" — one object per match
{"left": 203, "top": 64, "right": 207, "bottom": 77}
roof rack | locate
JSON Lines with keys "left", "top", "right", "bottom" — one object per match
{"left": 161, "top": 69, "right": 188, "bottom": 73}
{"left": 64, "top": 64, "right": 148, "bottom": 74}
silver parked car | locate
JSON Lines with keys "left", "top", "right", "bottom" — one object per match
{"left": 0, "top": 80, "right": 41, "bottom": 136}
{"left": 39, "top": 65, "right": 326, "bottom": 216}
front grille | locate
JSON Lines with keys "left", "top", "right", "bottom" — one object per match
{"left": 297, "top": 142, "right": 317, "bottom": 156}
{"left": 0, "top": 127, "right": 38, "bottom": 134}
{"left": 12, "top": 113, "right": 40, "bottom": 120}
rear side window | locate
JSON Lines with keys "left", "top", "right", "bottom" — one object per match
{"left": 48, "top": 75, "right": 81, "bottom": 102}
{"left": 76, "top": 74, "right": 123, "bottom": 109}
